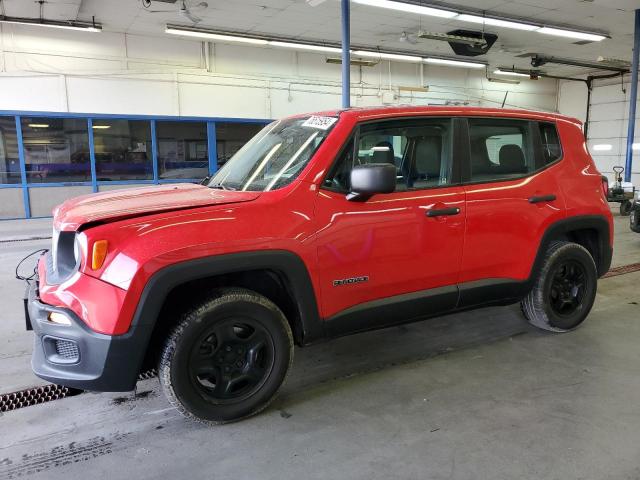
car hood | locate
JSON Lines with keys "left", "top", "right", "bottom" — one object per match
{"left": 53, "top": 183, "right": 261, "bottom": 231}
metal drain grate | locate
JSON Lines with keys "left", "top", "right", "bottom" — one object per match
{"left": 138, "top": 368, "right": 158, "bottom": 380}
{"left": 603, "top": 262, "right": 640, "bottom": 278}
{"left": 0, "top": 384, "right": 82, "bottom": 412}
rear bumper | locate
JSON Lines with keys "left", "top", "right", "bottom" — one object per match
{"left": 28, "top": 280, "right": 147, "bottom": 392}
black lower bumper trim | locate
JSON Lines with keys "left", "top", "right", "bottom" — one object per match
{"left": 27, "top": 281, "right": 151, "bottom": 392}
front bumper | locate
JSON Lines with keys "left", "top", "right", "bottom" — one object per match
{"left": 28, "top": 280, "right": 146, "bottom": 392}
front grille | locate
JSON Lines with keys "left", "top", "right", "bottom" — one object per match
{"left": 54, "top": 339, "right": 80, "bottom": 361}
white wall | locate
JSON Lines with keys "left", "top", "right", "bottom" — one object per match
{"left": 0, "top": 24, "right": 560, "bottom": 118}
{"left": 559, "top": 76, "right": 640, "bottom": 185}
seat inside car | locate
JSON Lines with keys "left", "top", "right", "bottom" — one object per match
{"left": 371, "top": 141, "right": 394, "bottom": 164}
{"left": 407, "top": 137, "right": 441, "bottom": 188}
{"left": 498, "top": 144, "right": 527, "bottom": 174}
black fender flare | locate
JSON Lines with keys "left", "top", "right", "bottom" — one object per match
{"left": 530, "top": 214, "right": 612, "bottom": 280}
{"left": 122, "top": 250, "right": 323, "bottom": 387}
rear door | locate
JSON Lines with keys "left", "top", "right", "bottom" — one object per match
{"left": 314, "top": 117, "right": 466, "bottom": 330}
{"left": 459, "top": 117, "right": 566, "bottom": 305}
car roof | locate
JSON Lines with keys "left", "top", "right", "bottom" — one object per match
{"left": 296, "top": 105, "right": 581, "bottom": 126}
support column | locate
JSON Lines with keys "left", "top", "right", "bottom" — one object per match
{"left": 341, "top": 0, "right": 350, "bottom": 108}
{"left": 625, "top": 9, "right": 640, "bottom": 182}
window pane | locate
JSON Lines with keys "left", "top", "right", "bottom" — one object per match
{"left": 157, "top": 121, "right": 209, "bottom": 180}
{"left": 0, "top": 116, "right": 20, "bottom": 184}
{"left": 93, "top": 120, "right": 152, "bottom": 181}
{"left": 216, "top": 122, "right": 265, "bottom": 168}
{"left": 469, "top": 119, "right": 534, "bottom": 182}
{"left": 21, "top": 117, "right": 90, "bottom": 184}
{"left": 324, "top": 119, "right": 452, "bottom": 192}
{"left": 539, "top": 122, "right": 562, "bottom": 164}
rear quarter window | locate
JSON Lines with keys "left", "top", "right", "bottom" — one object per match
{"left": 539, "top": 122, "right": 562, "bottom": 164}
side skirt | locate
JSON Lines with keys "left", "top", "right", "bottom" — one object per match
{"left": 322, "top": 279, "right": 527, "bottom": 341}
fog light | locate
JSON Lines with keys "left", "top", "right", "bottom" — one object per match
{"left": 48, "top": 312, "right": 72, "bottom": 326}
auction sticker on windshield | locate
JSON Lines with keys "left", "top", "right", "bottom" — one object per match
{"left": 302, "top": 116, "right": 337, "bottom": 130}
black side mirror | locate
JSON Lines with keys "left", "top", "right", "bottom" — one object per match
{"left": 347, "top": 163, "right": 396, "bottom": 201}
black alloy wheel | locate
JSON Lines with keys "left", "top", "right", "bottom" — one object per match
{"left": 190, "top": 319, "right": 274, "bottom": 404}
{"left": 521, "top": 241, "right": 597, "bottom": 332}
{"left": 159, "top": 288, "right": 294, "bottom": 424}
{"left": 548, "top": 260, "right": 587, "bottom": 319}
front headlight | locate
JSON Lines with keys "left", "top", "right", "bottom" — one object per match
{"left": 49, "top": 230, "right": 81, "bottom": 282}
{"left": 634, "top": 189, "right": 639, "bottom": 202}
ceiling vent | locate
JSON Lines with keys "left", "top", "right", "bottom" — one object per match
{"left": 446, "top": 30, "right": 497, "bottom": 56}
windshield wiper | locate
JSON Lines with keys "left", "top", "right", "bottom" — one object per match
{"left": 209, "top": 183, "right": 237, "bottom": 191}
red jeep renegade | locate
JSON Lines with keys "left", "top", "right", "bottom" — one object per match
{"left": 25, "top": 106, "right": 613, "bottom": 424}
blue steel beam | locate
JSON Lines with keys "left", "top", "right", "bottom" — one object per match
{"left": 341, "top": 0, "right": 350, "bottom": 109}
{"left": 625, "top": 9, "right": 640, "bottom": 183}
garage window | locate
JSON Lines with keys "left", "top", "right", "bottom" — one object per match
{"left": 21, "top": 118, "right": 91, "bottom": 184}
{"left": 157, "top": 121, "right": 209, "bottom": 180}
{"left": 0, "top": 116, "right": 20, "bottom": 184}
{"left": 92, "top": 120, "right": 153, "bottom": 181}
{"left": 469, "top": 118, "right": 535, "bottom": 182}
{"left": 215, "top": 122, "right": 266, "bottom": 169}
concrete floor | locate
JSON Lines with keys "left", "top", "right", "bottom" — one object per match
{"left": 0, "top": 210, "right": 639, "bottom": 479}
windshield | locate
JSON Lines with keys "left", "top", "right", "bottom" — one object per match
{"left": 207, "top": 116, "right": 336, "bottom": 192}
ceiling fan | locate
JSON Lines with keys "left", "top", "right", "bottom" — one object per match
{"left": 141, "top": 0, "right": 209, "bottom": 24}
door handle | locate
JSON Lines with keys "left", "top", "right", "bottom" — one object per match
{"left": 426, "top": 207, "right": 460, "bottom": 217}
{"left": 528, "top": 194, "right": 556, "bottom": 204}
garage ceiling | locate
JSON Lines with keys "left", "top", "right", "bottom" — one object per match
{"left": 1, "top": 0, "right": 638, "bottom": 76}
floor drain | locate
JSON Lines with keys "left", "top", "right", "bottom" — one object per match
{"left": 0, "top": 236, "right": 52, "bottom": 244}
{"left": 138, "top": 368, "right": 158, "bottom": 380}
{"left": 0, "top": 384, "right": 82, "bottom": 412}
{"left": 603, "top": 262, "right": 640, "bottom": 278}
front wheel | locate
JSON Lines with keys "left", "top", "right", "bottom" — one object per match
{"left": 159, "top": 288, "right": 294, "bottom": 425}
{"left": 521, "top": 241, "right": 597, "bottom": 332}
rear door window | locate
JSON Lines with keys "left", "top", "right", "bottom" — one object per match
{"left": 468, "top": 118, "right": 535, "bottom": 182}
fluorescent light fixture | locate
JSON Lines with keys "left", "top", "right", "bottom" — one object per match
{"left": 28, "top": 123, "right": 49, "bottom": 128}
{"left": 165, "top": 26, "right": 268, "bottom": 45}
{"left": 353, "top": 50, "right": 422, "bottom": 62}
{"left": 0, "top": 17, "right": 101, "bottom": 32}
{"left": 592, "top": 144, "right": 612, "bottom": 151}
{"left": 538, "top": 27, "right": 606, "bottom": 42}
{"left": 493, "top": 69, "right": 532, "bottom": 78}
{"left": 633, "top": 143, "right": 640, "bottom": 150}
{"left": 425, "top": 58, "right": 485, "bottom": 68}
{"left": 352, "top": 1, "right": 608, "bottom": 41}
{"left": 456, "top": 14, "right": 538, "bottom": 31}
{"left": 352, "top": 0, "right": 457, "bottom": 18}
{"left": 92, "top": 125, "right": 111, "bottom": 129}
{"left": 269, "top": 41, "right": 342, "bottom": 54}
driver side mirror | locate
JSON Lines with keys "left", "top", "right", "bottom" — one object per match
{"left": 347, "top": 163, "right": 396, "bottom": 201}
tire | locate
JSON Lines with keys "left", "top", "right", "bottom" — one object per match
{"left": 620, "top": 200, "right": 632, "bottom": 216}
{"left": 159, "top": 288, "right": 294, "bottom": 425}
{"left": 521, "top": 241, "right": 597, "bottom": 332}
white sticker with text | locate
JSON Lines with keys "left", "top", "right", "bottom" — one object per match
{"left": 302, "top": 116, "right": 338, "bottom": 130}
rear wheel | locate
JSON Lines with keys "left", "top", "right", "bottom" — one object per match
{"left": 521, "top": 241, "right": 597, "bottom": 332}
{"left": 159, "top": 288, "right": 293, "bottom": 424}
{"left": 620, "top": 200, "right": 632, "bottom": 216}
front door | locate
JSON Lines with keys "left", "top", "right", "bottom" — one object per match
{"left": 313, "top": 117, "right": 466, "bottom": 334}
